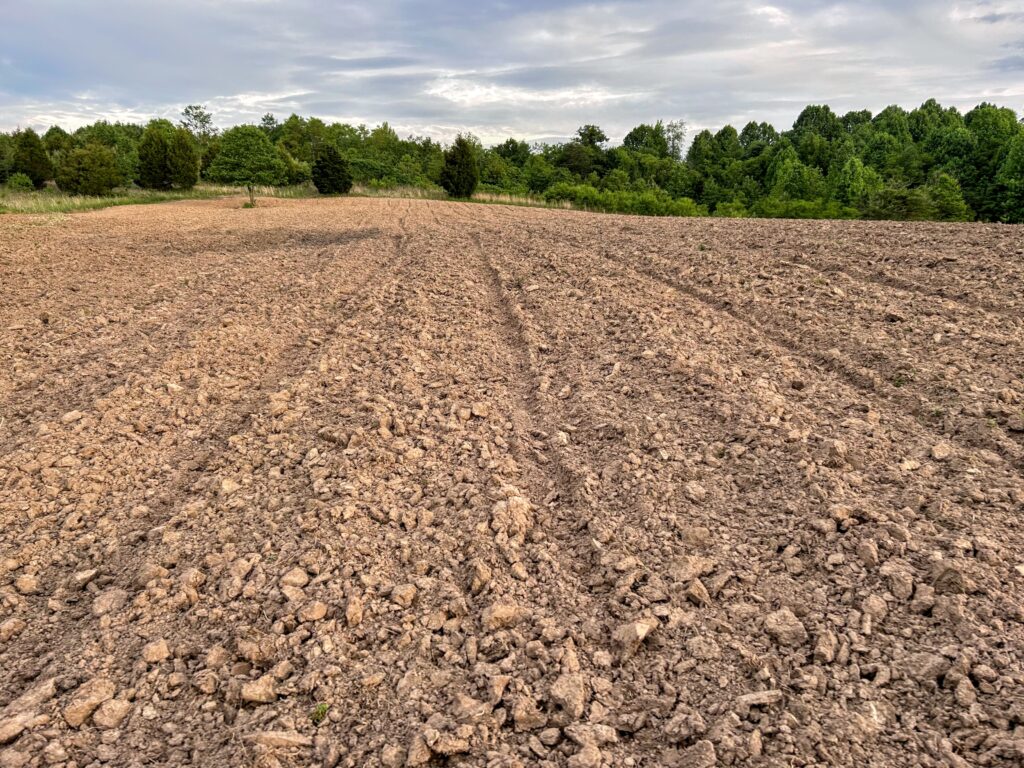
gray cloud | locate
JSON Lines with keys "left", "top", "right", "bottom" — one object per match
{"left": 1, "top": 0, "right": 1022, "bottom": 143}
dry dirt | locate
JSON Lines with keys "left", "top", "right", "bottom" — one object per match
{"left": 1, "top": 197, "right": 1023, "bottom": 768}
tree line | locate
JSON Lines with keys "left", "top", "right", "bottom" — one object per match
{"left": 1, "top": 100, "right": 1022, "bottom": 221}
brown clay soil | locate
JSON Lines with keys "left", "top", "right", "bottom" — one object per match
{"left": 1, "top": 197, "right": 1023, "bottom": 768}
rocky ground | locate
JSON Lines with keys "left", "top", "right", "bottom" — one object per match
{"left": 0, "top": 198, "right": 1022, "bottom": 767}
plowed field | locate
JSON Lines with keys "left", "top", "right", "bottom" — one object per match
{"left": 1, "top": 198, "right": 1023, "bottom": 767}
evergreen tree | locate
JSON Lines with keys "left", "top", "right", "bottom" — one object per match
{"left": 138, "top": 120, "right": 174, "bottom": 189}
{"left": 43, "top": 126, "right": 74, "bottom": 158}
{"left": 13, "top": 128, "right": 53, "bottom": 189}
{"left": 56, "top": 144, "right": 122, "bottom": 195}
{"left": 311, "top": 144, "right": 353, "bottom": 194}
{"left": 439, "top": 135, "right": 479, "bottom": 198}
{"left": 168, "top": 128, "right": 200, "bottom": 189}
{"left": 0, "top": 133, "right": 14, "bottom": 183}
{"left": 926, "top": 172, "right": 972, "bottom": 221}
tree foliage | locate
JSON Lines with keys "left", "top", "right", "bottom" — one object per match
{"left": 56, "top": 144, "right": 122, "bottom": 195}
{"left": 311, "top": 144, "right": 352, "bottom": 194}
{"left": 13, "top": 129, "right": 53, "bottom": 189}
{"left": 207, "top": 125, "right": 286, "bottom": 204}
{"left": 3, "top": 98, "right": 1021, "bottom": 221}
{"left": 439, "top": 135, "right": 479, "bottom": 198}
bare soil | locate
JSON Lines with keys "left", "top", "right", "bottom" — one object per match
{"left": 1, "top": 198, "right": 1022, "bottom": 768}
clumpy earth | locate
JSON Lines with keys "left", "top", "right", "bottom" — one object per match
{"left": 1, "top": 197, "right": 1023, "bottom": 767}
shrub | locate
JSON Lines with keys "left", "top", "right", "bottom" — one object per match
{"left": 543, "top": 183, "right": 706, "bottom": 217}
{"left": 5, "top": 172, "right": 34, "bottom": 191}
{"left": 312, "top": 144, "right": 352, "bottom": 194}
{"left": 713, "top": 200, "right": 749, "bottom": 218}
{"left": 439, "top": 135, "right": 479, "bottom": 198}
{"left": 56, "top": 144, "right": 122, "bottom": 195}
{"left": 279, "top": 145, "right": 313, "bottom": 186}
{"left": 207, "top": 125, "right": 286, "bottom": 205}
{"left": 13, "top": 129, "right": 53, "bottom": 189}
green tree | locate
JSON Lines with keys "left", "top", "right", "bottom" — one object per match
{"left": 623, "top": 121, "right": 669, "bottom": 157}
{"left": 180, "top": 104, "right": 216, "bottom": 143}
{"left": 576, "top": 124, "right": 608, "bottom": 149}
{"left": 962, "top": 103, "right": 1021, "bottom": 220}
{"left": 665, "top": 120, "right": 687, "bottom": 161}
{"left": 137, "top": 120, "right": 175, "bottom": 189}
{"left": 0, "top": 133, "right": 14, "bottom": 183}
{"left": 791, "top": 105, "right": 843, "bottom": 141}
{"left": 998, "top": 132, "right": 1024, "bottom": 223}
{"left": 523, "top": 154, "right": 556, "bottom": 193}
{"left": 207, "top": 125, "right": 287, "bottom": 205}
{"left": 13, "top": 128, "right": 53, "bottom": 188}
{"left": 311, "top": 143, "right": 352, "bottom": 194}
{"left": 56, "top": 143, "right": 122, "bottom": 195}
{"left": 494, "top": 138, "right": 531, "bottom": 167}
{"left": 925, "top": 172, "right": 971, "bottom": 221}
{"left": 168, "top": 128, "right": 200, "bottom": 189}
{"left": 439, "top": 135, "right": 479, "bottom": 198}
{"left": 43, "top": 126, "right": 75, "bottom": 158}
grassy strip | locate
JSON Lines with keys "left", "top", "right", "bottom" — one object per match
{"left": 0, "top": 185, "right": 243, "bottom": 214}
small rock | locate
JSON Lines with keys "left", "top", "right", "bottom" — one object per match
{"left": 613, "top": 617, "right": 659, "bottom": 659}
{"left": 391, "top": 583, "right": 417, "bottom": 608}
{"left": 92, "top": 699, "right": 131, "bottom": 729}
{"left": 91, "top": 588, "right": 128, "bottom": 617}
{"left": 735, "top": 690, "right": 782, "bottom": 716}
{"left": 684, "top": 481, "right": 707, "bottom": 503}
{"left": 674, "top": 739, "right": 717, "bottom": 768}
{"left": 135, "top": 562, "right": 169, "bottom": 587}
{"left": 468, "top": 559, "right": 492, "bottom": 595}
{"left": 954, "top": 677, "right": 977, "bottom": 707}
{"left": 280, "top": 567, "right": 309, "bottom": 588}
{"left": 220, "top": 478, "right": 241, "bottom": 496}
{"left": 345, "top": 596, "right": 363, "bottom": 627}
{"left": 141, "top": 638, "right": 170, "bottom": 664}
{"left": 241, "top": 675, "right": 277, "bottom": 704}
{"left": 513, "top": 696, "right": 547, "bottom": 731}
{"left": 550, "top": 673, "right": 587, "bottom": 720}
{"left": 813, "top": 631, "right": 838, "bottom": 664}
{"left": 0, "top": 619, "right": 26, "bottom": 643}
{"left": 931, "top": 442, "right": 954, "bottom": 461}
{"left": 862, "top": 594, "right": 888, "bottom": 621}
{"left": 902, "top": 652, "right": 949, "bottom": 685}
{"left": 764, "top": 608, "right": 807, "bottom": 647}
{"left": 406, "top": 733, "right": 432, "bottom": 766}
{"left": 71, "top": 569, "right": 99, "bottom": 590}
{"left": 61, "top": 410, "right": 84, "bottom": 425}
{"left": 482, "top": 601, "right": 523, "bottom": 631}
{"left": 298, "top": 601, "right": 328, "bottom": 622}
{"left": 423, "top": 728, "right": 469, "bottom": 756}
{"left": 380, "top": 745, "right": 405, "bottom": 768}
{"left": 246, "top": 731, "right": 313, "bottom": 748}
{"left": 471, "top": 402, "right": 490, "bottom": 418}
{"left": 63, "top": 677, "right": 116, "bottom": 727}
{"left": 568, "top": 743, "right": 602, "bottom": 768}
{"left": 13, "top": 575, "right": 39, "bottom": 596}
{"left": 0, "top": 715, "right": 31, "bottom": 746}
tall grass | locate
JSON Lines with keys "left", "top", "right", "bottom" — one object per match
{"left": 0, "top": 184, "right": 241, "bottom": 214}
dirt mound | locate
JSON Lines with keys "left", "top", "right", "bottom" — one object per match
{"left": 1, "top": 198, "right": 1022, "bottom": 767}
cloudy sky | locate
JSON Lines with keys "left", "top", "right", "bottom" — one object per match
{"left": 1, "top": 0, "right": 1022, "bottom": 143}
